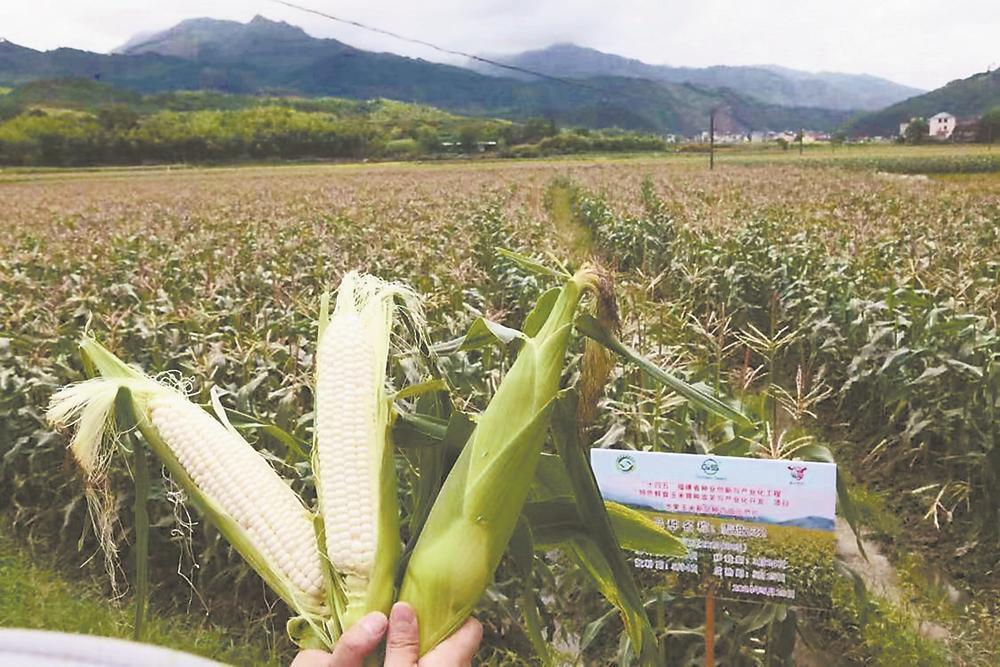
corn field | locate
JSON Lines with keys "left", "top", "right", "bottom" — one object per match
{"left": 1, "top": 159, "right": 997, "bottom": 665}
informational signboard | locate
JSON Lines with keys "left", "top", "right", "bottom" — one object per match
{"left": 591, "top": 449, "right": 837, "bottom": 608}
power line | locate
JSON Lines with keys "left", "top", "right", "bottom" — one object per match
{"left": 265, "top": 0, "right": 633, "bottom": 102}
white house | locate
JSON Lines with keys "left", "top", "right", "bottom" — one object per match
{"left": 929, "top": 112, "right": 956, "bottom": 139}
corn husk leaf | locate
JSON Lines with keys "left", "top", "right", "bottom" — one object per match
{"left": 400, "top": 268, "right": 599, "bottom": 654}
{"left": 521, "top": 287, "right": 561, "bottom": 338}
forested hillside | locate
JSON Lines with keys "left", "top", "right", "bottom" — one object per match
{"left": 847, "top": 68, "right": 1000, "bottom": 136}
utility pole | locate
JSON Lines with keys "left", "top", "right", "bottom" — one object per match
{"left": 709, "top": 108, "right": 716, "bottom": 170}
{"left": 798, "top": 127, "right": 804, "bottom": 155}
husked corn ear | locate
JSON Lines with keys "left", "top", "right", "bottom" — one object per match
{"left": 47, "top": 339, "right": 332, "bottom": 649}
{"left": 316, "top": 308, "right": 380, "bottom": 576}
{"left": 149, "top": 392, "right": 325, "bottom": 602}
{"left": 400, "top": 266, "right": 600, "bottom": 654}
{"left": 314, "top": 271, "right": 414, "bottom": 631}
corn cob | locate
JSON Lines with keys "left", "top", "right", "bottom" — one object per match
{"left": 47, "top": 340, "right": 332, "bottom": 649}
{"left": 314, "top": 272, "right": 415, "bottom": 632}
{"left": 399, "top": 265, "right": 600, "bottom": 654}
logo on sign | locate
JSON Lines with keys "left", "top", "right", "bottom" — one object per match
{"left": 701, "top": 458, "right": 720, "bottom": 476}
{"left": 788, "top": 465, "right": 808, "bottom": 483}
{"left": 616, "top": 454, "right": 636, "bottom": 473}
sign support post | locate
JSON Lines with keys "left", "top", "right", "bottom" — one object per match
{"left": 704, "top": 585, "right": 715, "bottom": 667}
{"left": 709, "top": 108, "right": 716, "bottom": 170}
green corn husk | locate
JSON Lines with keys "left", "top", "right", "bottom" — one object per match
{"left": 398, "top": 265, "right": 601, "bottom": 654}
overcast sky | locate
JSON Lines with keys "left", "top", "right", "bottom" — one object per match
{"left": 1, "top": 0, "right": 997, "bottom": 90}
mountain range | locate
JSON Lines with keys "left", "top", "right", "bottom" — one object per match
{"left": 469, "top": 43, "right": 922, "bottom": 111}
{"left": 0, "top": 15, "right": 947, "bottom": 135}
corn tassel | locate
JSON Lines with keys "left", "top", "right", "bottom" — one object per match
{"left": 399, "top": 265, "right": 600, "bottom": 654}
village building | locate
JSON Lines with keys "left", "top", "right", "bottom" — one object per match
{"left": 899, "top": 112, "right": 958, "bottom": 140}
{"left": 929, "top": 112, "right": 956, "bottom": 139}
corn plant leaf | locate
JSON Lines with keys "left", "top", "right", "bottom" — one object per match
{"left": 403, "top": 408, "right": 475, "bottom": 564}
{"left": 912, "top": 365, "right": 949, "bottom": 384}
{"left": 837, "top": 561, "right": 872, "bottom": 626}
{"left": 524, "top": 498, "right": 685, "bottom": 556}
{"left": 768, "top": 607, "right": 798, "bottom": 658}
{"left": 736, "top": 603, "right": 781, "bottom": 634}
{"left": 228, "top": 415, "right": 310, "bottom": 462}
{"left": 235, "top": 372, "right": 270, "bottom": 411}
{"left": 530, "top": 452, "right": 576, "bottom": 501}
{"left": 393, "top": 409, "right": 473, "bottom": 454}
{"left": 393, "top": 379, "right": 449, "bottom": 401}
{"left": 462, "top": 318, "right": 526, "bottom": 350}
{"left": 580, "top": 606, "right": 620, "bottom": 654}
{"left": 550, "top": 390, "right": 660, "bottom": 664}
{"left": 394, "top": 411, "right": 449, "bottom": 445}
{"left": 522, "top": 499, "right": 583, "bottom": 545}
{"left": 575, "top": 313, "right": 752, "bottom": 427}
{"left": 118, "top": 387, "right": 150, "bottom": 641}
{"left": 604, "top": 502, "right": 686, "bottom": 556}
{"left": 789, "top": 442, "right": 834, "bottom": 463}
{"left": 567, "top": 537, "right": 657, "bottom": 664}
{"left": 497, "top": 247, "right": 571, "bottom": 280}
{"left": 431, "top": 317, "right": 525, "bottom": 354}
{"left": 712, "top": 439, "right": 752, "bottom": 457}
{"left": 509, "top": 519, "right": 553, "bottom": 666}
{"left": 837, "top": 474, "right": 867, "bottom": 559}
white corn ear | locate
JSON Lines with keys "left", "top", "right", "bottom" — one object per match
{"left": 148, "top": 391, "right": 325, "bottom": 602}
{"left": 47, "top": 340, "right": 332, "bottom": 649}
{"left": 314, "top": 271, "right": 419, "bottom": 630}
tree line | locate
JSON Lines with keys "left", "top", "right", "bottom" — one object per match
{"left": 0, "top": 97, "right": 667, "bottom": 167}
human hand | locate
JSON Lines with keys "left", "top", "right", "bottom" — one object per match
{"left": 290, "top": 602, "right": 482, "bottom": 667}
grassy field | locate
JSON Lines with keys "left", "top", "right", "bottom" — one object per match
{"left": 0, "top": 526, "right": 279, "bottom": 664}
{"left": 1, "top": 147, "right": 997, "bottom": 665}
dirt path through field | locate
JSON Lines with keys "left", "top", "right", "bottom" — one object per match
{"left": 545, "top": 181, "right": 594, "bottom": 262}
{"left": 835, "top": 519, "right": 949, "bottom": 641}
